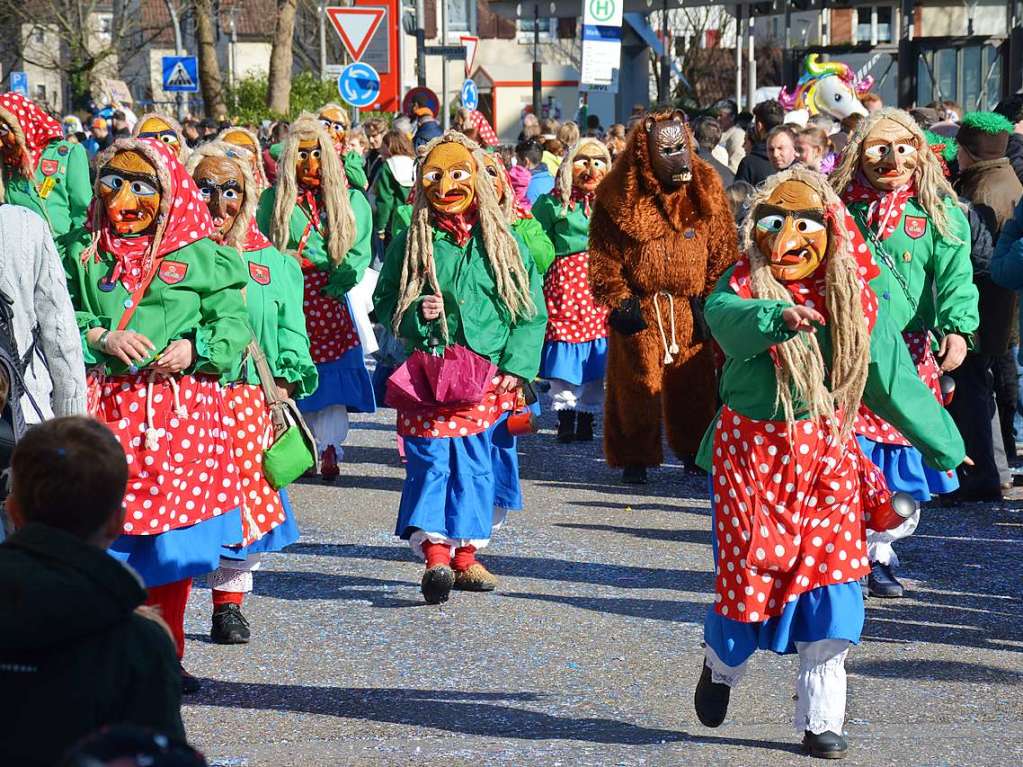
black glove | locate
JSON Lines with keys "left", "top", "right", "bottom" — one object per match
{"left": 608, "top": 297, "right": 648, "bottom": 336}
{"left": 689, "top": 296, "right": 709, "bottom": 343}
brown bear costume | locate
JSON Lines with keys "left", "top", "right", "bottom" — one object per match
{"left": 589, "top": 109, "right": 738, "bottom": 478}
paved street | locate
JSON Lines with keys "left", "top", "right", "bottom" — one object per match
{"left": 182, "top": 408, "right": 1023, "bottom": 767}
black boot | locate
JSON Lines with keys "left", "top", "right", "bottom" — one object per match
{"left": 575, "top": 412, "right": 595, "bottom": 442}
{"left": 179, "top": 664, "right": 202, "bottom": 695}
{"left": 802, "top": 730, "right": 848, "bottom": 759}
{"left": 211, "top": 603, "right": 251, "bottom": 644}
{"left": 556, "top": 410, "right": 576, "bottom": 443}
{"left": 867, "top": 561, "right": 904, "bottom": 598}
{"left": 421, "top": 564, "right": 455, "bottom": 605}
{"left": 694, "top": 661, "right": 730, "bottom": 727}
{"left": 622, "top": 464, "right": 647, "bottom": 484}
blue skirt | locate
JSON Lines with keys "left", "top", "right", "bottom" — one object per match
{"left": 538, "top": 338, "right": 608, "bottom": 386}
{"left": 702, "top": 477, "right": 864, "bottom": 666}
{"left": 857, "top": 436, "right": 959, "bottom": 501}
{"left": 109, "top": 508, "right": 243, "bottom": 588}
{"left": 299, "top": 346, "right": 376, "bottom": 414}
{"left": 220, "top": 488, "right": 300, "bottom": 562}
{"left": 395, "top": 413, "right": 520, "bottom": 541}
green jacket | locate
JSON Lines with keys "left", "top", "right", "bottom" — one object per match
{"left": 372, "top": 160, "right": 412, "bottom": 236}
{"left": 695, "top": 266, "right": 966, "bottom": 472}
{"left": 255, "top": 186, "right": 373, "bottom": 300}
{"left": 241, "top": 244, "right": 318, "bottom": 398}
{"left": 0, "top": 524, "right": 185, "bottom": 767}
{"left": 390, "top": 203, "right": 413, "bottom": 239}
{"left": 66, "top": 238, "right": 249, "bottom": 377}
{"left": 374, "top": 225, "right": 548, "bottom": 381}
{"left": 531, "top": 194, "right": 590, "bottom": 259}
{"left": 847, "top": 196, "right": 979, "bottom": 338}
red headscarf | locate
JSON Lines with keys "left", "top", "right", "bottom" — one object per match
{"left": 843, "top": 173, "right": 917, "bottom": 241}
{"left": 0, "top": 93, "right": 63, "bottom": 172}
{"left": 243, "top": 218, "right": 273, "bottom": 252}
{"left": 86, "top": 138, "right": 214, "bottom": 292}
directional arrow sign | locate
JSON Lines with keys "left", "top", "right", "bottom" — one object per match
{"left": 326, "top": 6, "right": 386, "bottom": 62}
{"left": 338, "top": 62, "right": 381, "bottom": 108}
{"left": 459, "top": 35, "right": 479, "bottom": 77}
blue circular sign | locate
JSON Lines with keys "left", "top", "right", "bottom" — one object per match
{"left": 338, "top": 62, "right": 380, "bottom": 109}
{"left": 461, "top": 79, "right": 479, "bottom": 112}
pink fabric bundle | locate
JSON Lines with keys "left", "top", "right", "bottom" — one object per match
{"left": 507, "top": 164, "right": 532, "bottom": 212}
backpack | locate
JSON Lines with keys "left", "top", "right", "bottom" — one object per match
{"left": 0, "top": 289, "right": 44, "bottom": 470}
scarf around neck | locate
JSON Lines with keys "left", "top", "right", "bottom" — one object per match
{"left": 432, "top": 205, "right": 479, "bottom": 247}
{"left": 844, "top": 173, "right": 917, "bottom": 240}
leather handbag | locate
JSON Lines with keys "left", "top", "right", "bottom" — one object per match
{"left": 247, "top": 340, "right": 318, "bottom": 489}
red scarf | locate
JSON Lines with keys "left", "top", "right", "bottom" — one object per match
{"left": 243, "top": 218, "right": 273, "bottom": 252}
{"left": 729, "top": 205, "right": 880, "bottom": 335}
{"left": 554, "top": 187, "right": 596, "bottom": 217}
{"left": 432, "top": 206, "right": 479, "bottom": 247}
{"left": 0, "top": 93, "right": 62, "bottom": 172}
{"left": 843, "top": 174, "right": 916, "bottom": 240}
{"left": 87, "top": 139, "right": 214, "bottom": 293}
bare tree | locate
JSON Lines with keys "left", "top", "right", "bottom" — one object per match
{"left": 192, "top": 0, "right": 226, "bottom": 119}
{"left": 0, "top": 0, "right": 164, "bottom": 109}
{"left": 267, "top": 0, "right": 297, "bottom": 115}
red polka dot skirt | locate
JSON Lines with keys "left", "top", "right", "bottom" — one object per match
{"left": 222, "top": 383, "right": 288, "bottom": 546}
{"left": 855, "top": 331, "right": 940, "bottom": 446}
{"left": 711, "top": 406, "right": 889, "bottom": 622}
{"left": 89, "top": 373, "right": 243, "bottom": 536}
{"left": 302, "top": 262, "right": 360, "bottom": 365}
{"left": 543, "top": 252, "right": 609, "bottom": 343}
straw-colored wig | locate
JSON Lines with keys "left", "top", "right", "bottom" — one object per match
{"left": 185, "top": 140, "right": 258, "bottom": 252}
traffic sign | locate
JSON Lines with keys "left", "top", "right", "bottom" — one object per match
{"left": 326, "top": 6, "right": 386, "bottom": 61}
{"left": 402, "top": 86, "right": 439, "bottom": 118}
{"left": 459, "top": 35, "right": 479, "bottom": 77}
{"left": 162, "top": 56, "right": 198, "bottom": 93}
{"left": 337, "top": 62, "right": 380, "bottom": 108}
{"left": 423, "top": 45, "right": 466, "bottom": 59}
{"left": 9, "top": 71, "right": 28, "bottom": 97}
{"left": 580, "top": 0, "right": 623, "bottom": 94}
{"left": 460, "top": 79, "right": 478, "bottom": 112}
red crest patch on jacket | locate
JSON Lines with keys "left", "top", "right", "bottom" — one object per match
{"left": 904, "top": 215, "right": 927, "bottom": 239}
{"left": 248, "top": 262, "right": 271, "bottom": 286}
{"left": 158, "top": 261, "right": 189, "bottom": 285}
{"left": 39, "top": 159, "right": 58, "bottom": 177}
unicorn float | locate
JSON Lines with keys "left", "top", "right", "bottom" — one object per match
{"left": 780, "top": 54, "right": 873, "bottom": 121}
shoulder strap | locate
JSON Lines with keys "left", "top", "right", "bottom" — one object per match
{"left": 247, "top": 338, "right": 282, "bottom": 405}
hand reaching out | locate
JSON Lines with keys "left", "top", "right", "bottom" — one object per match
{"left": 782, "top": 306, "right": 825, "bottom": 333}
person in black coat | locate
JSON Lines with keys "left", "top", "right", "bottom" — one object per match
{"left": 0, "top": 418, "right": 185, "bottom": 767}
{"left": 734, "top": 99, "right": 784, "bottom": 188}
{"left": 995, "top": 94, "right": 1023, "bottom": 186}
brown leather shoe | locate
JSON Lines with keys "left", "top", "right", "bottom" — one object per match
{"left": 453, "top": 562, "right": 498, "bottom": 592}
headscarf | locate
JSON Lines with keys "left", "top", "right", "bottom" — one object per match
{"left": 244, "top": 218, "right": 273, "bottom": 252}
{"left": 85, "top": 138, "right": 214, "bottom": 292}
{"left": 843, "top": 174, "right": 916, "bottom": 241}
{"left": 0, "top": 93, "right": 63, "bottom": 173}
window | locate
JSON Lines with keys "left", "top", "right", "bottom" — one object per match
{"left": 32, "top": 26, "right": 45, "bottom": 45}
{"left": 856, "top": 5, "right": 893, "bottom": 45}
{"left": 445, "top": 0, "right": 474, "bottom": 34}
{"left": 517, "top": 15, "right": 556, "bottom": 41}
{"left": 34, "top": 83, "right": 46, "bottom": 103}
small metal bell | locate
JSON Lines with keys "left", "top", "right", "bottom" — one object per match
{"left": 890, "top": 491, "right": 919, "bottom": 520}
{"left": 939, "top": 375, "right": 955, "bottom": 406}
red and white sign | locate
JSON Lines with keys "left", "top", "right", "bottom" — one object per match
{"left": 326, "top": 6, "right": 386, "bottom": 61}
{"left": 459, "top": 35, "right": 479, "bottom": 77}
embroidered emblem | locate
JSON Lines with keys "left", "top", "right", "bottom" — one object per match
{"left": 39, "top": 159, "right": 58, "bottom": 177}
{"left": 904, "top": 216, "right": 927, "bottom": 239}
{"left": 158, "top": 261, "right": 189, "bottom": 285}
{"left": 249, "top": 262, "right": 271, "bottom": 286}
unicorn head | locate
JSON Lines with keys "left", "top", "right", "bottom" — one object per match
{"left": 779, "top": 54, "right": 873, "bottom": 121}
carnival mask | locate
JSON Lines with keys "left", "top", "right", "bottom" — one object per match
{"left": 221, "top": 129, "right": 263, "bottom": 184}
{"left": 753, "top": 180, "right": 828, "bottom": 282}
{"left": 318, "top": 106, "right": 348, "bottom": 148}
{"left": 482, "top": 153, "right": 505, "bottom": 203}
{"left": 860, "top": 118, "right": 919, "bottom": 192}
{"left": 193, "top": 155, "right": 244, "bottom": 240}
{"left": 645, "top": 111, "right": 692, "bottom": 188}
{"left": 296, "top": 138, "right": 322, "bottom": 189}
{"left": 137, "top": 115, "right": 181, "bottom": 151}
{"left": 0, "top": 119, "right": 20, "bottom": 166}
{"left": 572, "top": 144, "right": 608, "bottom": 193}
{"left": 422, "top": 142, "right": 476, "bottom": 215}
{"left": 98, "top": 150, "right": 161, "bottom": 236}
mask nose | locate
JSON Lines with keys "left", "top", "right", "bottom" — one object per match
{"left": 438, "top": 173, "right": 455, "bottom": 197}
{"left": 772, "top": 217, "right": 804, "bottom": 261}
{"left": 108, "top": 184, "right": 137, "bottom": 216}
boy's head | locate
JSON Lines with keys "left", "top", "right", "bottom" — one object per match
{"left": 515, "top": 139, "right": 543, "bottom": 169}
{"left": 7, "top": 417, "right": 128, "bottom": 546}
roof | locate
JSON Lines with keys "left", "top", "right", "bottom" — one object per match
{"left": 138, "top": 0, "right": 276, "bottom": 45}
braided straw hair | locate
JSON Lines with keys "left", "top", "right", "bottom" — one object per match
{"left": 554, "top": 137, "right": 612, "bottom": 215}
{"left": 830, "top": 107, "right": 959, "bottom": 241}
{"left": 185, "top": 141, "right": 258, "bottom": 252}
{"left": 269, "top": 113, "right": 356, "bottom": 266}
{"left": 740, "top": 167, "right": 871, "bottom": 435}
{"left": 391, "top": 131, "right": 536, "bottom": 340}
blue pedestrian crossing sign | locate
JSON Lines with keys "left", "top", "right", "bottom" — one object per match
{"left": 338, "top": 62, "right": 380, "bottom": 109}
{"left": 162, "top": 56, "right": 199, "bottom": 93}
{"left": 9, "top": 72, "right": 28, "bottom": 96}
{"left": 460, "top": 79, "right": 478, "bottom": 111}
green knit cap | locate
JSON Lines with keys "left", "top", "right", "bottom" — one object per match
{"left": 957, "top": 111, "right": 1012, "bottom": 161}
{"left": 960, "top": 111, "right": 1014, "bottom": 134}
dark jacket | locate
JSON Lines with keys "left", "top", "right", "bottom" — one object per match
{"left": 956, "top": 158, "right": 1023, "bottom": 354}
{"left": 1006, "top": 133, "right": 1023, "bottom": 188}
{"left": 0, "top": 524, "right": 185, "bottom": 766}
{"left": 696, "top": 147, "right": 735, "bottom": 187}
{"left": 733, "top": 141, "right": 773, "bottom": 187}
{"left": 413, "top": 118, "right": 443, "bottom": 151}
